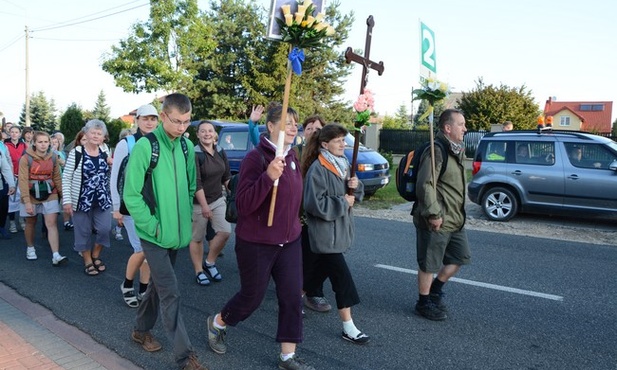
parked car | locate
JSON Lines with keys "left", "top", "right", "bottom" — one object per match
{"left": 195, "top": 120, "right": 390, "bottom": 196}
{"left": 468, "top": 129, "right": 617, "bottom": 221}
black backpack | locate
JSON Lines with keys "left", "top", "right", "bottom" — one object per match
{"left": 395, "top": 140, "right": 447, "bottom": 202}
{"left": 118, "top": 132, "right": 188, "bottom": 216}
{"left": 225, "top": 147, "right": 266, "bottom": 223}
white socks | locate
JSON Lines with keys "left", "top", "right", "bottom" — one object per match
{"left": 280, "top": 352, "right": 295, "bottom": 361}
{"left": 343, "top": 319, "right": 361, "bottom": 338}
{"left": 213, "top": 314, "right": 226, "bottom": 330}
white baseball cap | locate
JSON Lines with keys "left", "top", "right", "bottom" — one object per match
{"left": 136, "top": 104, "right": 159, "bottom": 118}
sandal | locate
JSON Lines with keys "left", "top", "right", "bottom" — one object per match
{"left": 92, "top": 257, "right": 106, "bottom": 272}
{"left": 121, "top": 283, "right": 139, "bottom": 308}
{"left": 203, "top": 263, "right": 222, "bottom": 282}
{"left": 195, "top": 271, "right": 211, "bottom": 286}
{"left": 84, "top": 263, "right": 99, "bottom": 276}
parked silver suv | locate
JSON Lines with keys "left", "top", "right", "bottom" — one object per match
{"left": 468, "top": 130, "right": 617, "bottom": 221}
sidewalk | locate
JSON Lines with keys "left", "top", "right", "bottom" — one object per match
{"left": 0, "top": 282, "right": 141, "bottom": 370}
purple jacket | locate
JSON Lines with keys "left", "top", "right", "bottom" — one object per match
{"left": 234, "top": 136, "right": 302, "bottom": 245}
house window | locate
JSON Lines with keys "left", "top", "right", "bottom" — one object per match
{"left": 579, "top": 104, "right": 604, "bottom": 111}
{"left": 560, "top": 116, "right": 570, "bottom": 127}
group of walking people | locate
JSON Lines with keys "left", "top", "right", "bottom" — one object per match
{"left": 1, "top": 94, "right": 471, "bottom": 370}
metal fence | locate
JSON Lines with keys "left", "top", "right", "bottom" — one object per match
{"left": 379, "top": 129, "right": 487, "bottom": 158}
{"left": 379, "top": 129, "right": 616, "bottom": 158}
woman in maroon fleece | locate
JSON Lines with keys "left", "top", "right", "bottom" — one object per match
{"left": 206, "top": 104, "right": 315, "bottom": 370}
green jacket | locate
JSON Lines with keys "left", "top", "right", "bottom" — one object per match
{"left": 412, "top": 132, "right": 466, "bottom": 231}
{"left": 123, "top": 126, "right": 196, "bottom": 249}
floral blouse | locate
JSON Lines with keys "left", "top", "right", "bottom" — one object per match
{"left": 77, "top": 151, "right": 111, "bottom": 212}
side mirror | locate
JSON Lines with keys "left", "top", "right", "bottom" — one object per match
{"left": 609, "top": 160, "right": 617, "bottom": 171}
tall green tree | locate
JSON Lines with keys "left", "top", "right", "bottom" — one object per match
{"left": 458, "top": 78, "right": 540, "bottom": 131}
{"left": 59, "top": 103, "right": 85, "bottom": 145}
{"left": 20, "top": 91, "right": 57, "bottom": 133}
{"left": 102, "top": 0, "right": 355, "bottom": 124}
{"left": 102, "top": 0, "right": 214, "bottom": 95}
{"left": 92, "top": 90, "right": 111, "bottom": 122}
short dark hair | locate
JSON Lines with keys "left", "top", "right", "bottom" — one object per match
{"left": 302, "top": 114, "right": 326, "bottom": 130}
{"left": 162, "top": 93, "right": 192, "bottom": 115}
{"left": 438, "top": 109, "right": 464, "bottom": 131}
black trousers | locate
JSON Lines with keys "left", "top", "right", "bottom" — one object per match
{"left": 303, "top": 246, "right": 360, "bottom": 309}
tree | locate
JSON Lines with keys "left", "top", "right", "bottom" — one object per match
{"left": 458, "top": 78, "right": 540, "bottom": 131}
{"left": 19, "top": 91, "right": 57, "bottom": 133}
{"left": 413, "top": 99, "right": 446, "bottom": 130}
{"left": 382, "top": 104, "right": 411, "bottom": 129}
{"left": 612, "top": 118, "right": 617, "bottom": 137}
{"left": 92, "top": 90, "right": 111, "bottom": 122}
{"left": 106, "top": 118, "right": 130, "bottom": 149}
{"left": 102, "top": 0, "right": 355, "bottom": 124}
{"left": 59, "top": 103, "right": 85, "bottom": 145}
{"left": 102, "top": 0, "right": 215, "bottom": 95}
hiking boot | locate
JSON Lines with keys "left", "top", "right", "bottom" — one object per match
{"left": 26, "top": 246, "right": 37, "bottom": 260}
{"left": 430, "top": 292, "right": 448, "bottom": 313}
{"left": 52, "top": 254, "right": 68, "bottom": 266}
{"left": 131, "top": 330, "right": 162, "bottom": 352}
{"left": 278, "top": 354, "right": 316, "bottom": 370}
{"left": 182, "top": 353, "right": 209, "bottom": 370}
{"left": 9, "top": 221, "right": 17, "bottom": 233}
{"left": 207, "top": 315, "right": 227, "bottom": 354}
{"left": 304, "top": 295, "right": 332, "bottom": 313}
{"left": 414, "top": 300, "right": 447, "bottom": 321}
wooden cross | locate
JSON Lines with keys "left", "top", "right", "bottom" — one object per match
{"left": 344, "top": 15, "right": 384, "bottom": 192}
{"left": 344, "top": 15, "right": 385, "bottom": 95}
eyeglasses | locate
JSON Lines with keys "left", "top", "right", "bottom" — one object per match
{"left": 164, "top": 113, "right": 191, "bottom": 126}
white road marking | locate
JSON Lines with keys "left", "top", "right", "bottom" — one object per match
{"left": 375, "top": 264, "right": 564, "bottom": 301}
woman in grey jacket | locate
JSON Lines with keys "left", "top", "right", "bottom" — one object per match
{"left": 302, "top": 124, "right": 369, "bottom": 345}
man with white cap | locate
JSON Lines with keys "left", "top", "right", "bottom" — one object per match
{"left": 111, "top": 104, "right": 159, "bottom": 308}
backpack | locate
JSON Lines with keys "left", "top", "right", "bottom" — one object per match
{"left": 225, "top": 147, "right": 265, "bottom": 223}
{"left": 26, "top": 153, "right": 57, "bottom": 201}
{"left": 395, "top": 140, "right": 448, "bottom": 202}
{"left": 119, "top": 132, "right": 189, "bottom": 216}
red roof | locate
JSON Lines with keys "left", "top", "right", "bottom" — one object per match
{"left": 544, "top": 97, "right": 613, "bottom": 133}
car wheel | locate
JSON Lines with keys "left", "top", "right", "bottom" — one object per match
{"left": 480, "top": 187, "right": 518, "bottom": 222}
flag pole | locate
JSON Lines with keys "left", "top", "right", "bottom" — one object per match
{"left": 267, "top": 52, "right": 293, "bottom": 227}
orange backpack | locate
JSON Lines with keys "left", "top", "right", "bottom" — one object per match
{"left": 26, "top": 153, "right": 57, "bottom": 201}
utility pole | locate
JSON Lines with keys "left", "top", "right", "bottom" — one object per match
{"left": 25, "top": 26, "right": 31, "bottom": 127}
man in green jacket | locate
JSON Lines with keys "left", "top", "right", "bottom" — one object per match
{"left": 123, "top": 93, "right": 207, "bottom": 370}
{"left": 412, "top": 109, "right": 471, "bottom": 321}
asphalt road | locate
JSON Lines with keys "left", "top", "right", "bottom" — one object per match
{"left": 0, "top": 216, "right": 615, "bottom": 370}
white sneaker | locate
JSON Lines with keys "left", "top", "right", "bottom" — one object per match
{"left": 52, "top": 254, "right": 68, "bottom": 266}
{"left": 9, "top": 221, "right": 17, "bottom": 233}
{"left": 26, "top": 247, "right": 37, "bottom": 260}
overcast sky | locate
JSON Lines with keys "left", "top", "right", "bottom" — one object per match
{"left": 1, "top": 0, "right": 615, "bottom": 125}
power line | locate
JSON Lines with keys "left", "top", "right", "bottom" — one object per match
{"left": 31, "top": 1, "right": 149, "bottom": 33}
{"left": 0, "top": 34, "right": 24, "bottom": 53}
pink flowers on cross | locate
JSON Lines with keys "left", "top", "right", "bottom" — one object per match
{"left": 352, "top": 89, "right": 375, "bottom": 130}
{"left": 353, "top": 89, "right": 374, "bottom": 114}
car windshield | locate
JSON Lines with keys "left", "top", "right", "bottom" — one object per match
{"left": 345, "top": 133, "right": 366, "bottom": 148}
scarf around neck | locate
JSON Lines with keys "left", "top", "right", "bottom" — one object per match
{"left": 319, "top": 148, "right": 349, "bottom": 178}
